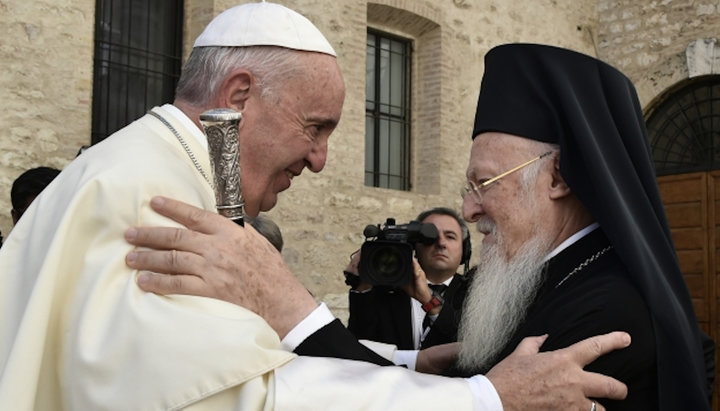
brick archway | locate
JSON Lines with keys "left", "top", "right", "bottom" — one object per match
{"left": 649, "top": 75, "right": 720, "bottom": 410}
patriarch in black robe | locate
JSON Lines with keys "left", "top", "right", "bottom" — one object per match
{"left": 456, "top": 43, "right": 710, "bottom": 411}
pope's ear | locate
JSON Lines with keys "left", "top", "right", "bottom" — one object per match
{"left": 218, "top": 69, "right": 253, "bottom": 111}
{"left": 548, "top": 156, "right": 572, "bottom": 200}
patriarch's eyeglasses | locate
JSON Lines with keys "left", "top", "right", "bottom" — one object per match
{"left": 461, "top": 151, "right": 553, "bottom": 203}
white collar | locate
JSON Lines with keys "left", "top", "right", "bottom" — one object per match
{"left": 544, "top": 222, "right": 600, "bottom": 262}
{"left": 428, "top": 275, "right": 454, "bottom": 287}
{"left": 162, "top": 104, "right": 208, "bottom": 151}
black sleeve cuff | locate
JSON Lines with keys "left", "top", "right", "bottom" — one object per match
{"left": 294, "top": 319, "right": 394, "bottom": 366}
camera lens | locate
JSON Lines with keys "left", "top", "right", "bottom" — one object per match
{"left": 369, "top": 247, "right": 404, "bottom": 279}
{"left": 359, "top": 240, "right": 414, "bottom": 286}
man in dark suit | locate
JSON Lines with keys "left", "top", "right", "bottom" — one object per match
{"left": 346, "top": 207, "right": 471, "bottom": 350}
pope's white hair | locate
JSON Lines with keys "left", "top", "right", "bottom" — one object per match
{"left": 175, "top": 46, "right": 304, "bottom": 107}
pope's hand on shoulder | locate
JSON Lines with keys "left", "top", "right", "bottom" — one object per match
{"left": 488, "top": 332, "right": 630, "bottom": 411}
{"left": 124, "top": 196, "right": 316, "bottom": 339}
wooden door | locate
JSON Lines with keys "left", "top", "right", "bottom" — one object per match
{"left": 658, "top": 172, "right": 718, "bottom": 410}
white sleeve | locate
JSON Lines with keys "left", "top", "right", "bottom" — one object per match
{"left": 358, "top": 339, "right": 398, "bottom": 361}
{"left": 184, "top": 360, "right": 503, "bottom": 410}
{"left": 273, "top": 356, "right": 493, "bottom": 410}
{"left": 281, "top": 302, "right": 335, "bottom": 351}
{"left": 355, "top": 342, "right": 418, "bottom": 371}
{"left": 468, "top": 375, "right": 504, "bottom": 411}
{"left": 275, "top": 305, "right": 504, "bottom": 410}
{"left": 392, "top": 349, "right": 418, "bottom": 370}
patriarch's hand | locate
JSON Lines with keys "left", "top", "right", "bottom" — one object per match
{"left": 416, "top": 342, "right": 460, "bottom": 375}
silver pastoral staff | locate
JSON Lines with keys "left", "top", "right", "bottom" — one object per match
{"left": 199, "top": 108, "right": 245, "bottom": 226}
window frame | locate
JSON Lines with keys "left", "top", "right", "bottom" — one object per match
{"left": 365, "top": 28, "right": 413, "bottom": 190}
{"left": 91, "top": 0, "right": 184, "bottom": 144}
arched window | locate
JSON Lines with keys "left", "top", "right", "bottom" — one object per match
{"left": 646, "top": 75, "right": 720, "bottom": 176}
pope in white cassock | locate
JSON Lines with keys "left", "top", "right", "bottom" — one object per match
{"left": 0, "top": 2, "right": 494, "bottom": 410}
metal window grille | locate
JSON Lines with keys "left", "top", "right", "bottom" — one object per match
{"left": 91, "top": 0, "right": 183, "bottom": 144}
{"left": 647, "top": 75, "right": 720, "bottom": 176}
{"left": 365, "top": 29, "right": 412, "bottom": 190}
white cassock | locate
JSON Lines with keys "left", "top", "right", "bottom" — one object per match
{"left": 0, "top": 106, "right": 497, "bottom": 410}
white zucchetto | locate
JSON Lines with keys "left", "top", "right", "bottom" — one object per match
{"left": 193, "top": 1, "right": 337, "bottom": 57}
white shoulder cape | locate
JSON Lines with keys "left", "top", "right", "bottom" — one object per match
{"left": 0, "top": 107, "right": 294, "bottom": 409}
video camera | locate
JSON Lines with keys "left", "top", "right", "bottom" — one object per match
{"left": 359, "top": 218, "right": 438, "bottom": 286}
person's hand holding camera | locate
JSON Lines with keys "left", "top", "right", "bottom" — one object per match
{"left": 343, "top": 249, "right": 373, "bottom": 292}
{"left": 401, "top": 260, "right": 442, "bottom": 315}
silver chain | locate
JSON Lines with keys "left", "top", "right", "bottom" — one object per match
{"left": 147, "top": 110, "right": 213, "bottom": 187}
{"left": 555, "top": 245, "right": 613, "bottom": 288}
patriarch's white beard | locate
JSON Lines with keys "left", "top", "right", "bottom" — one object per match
{"left": 456, "top": 225, "right": 551, "bottom": 373}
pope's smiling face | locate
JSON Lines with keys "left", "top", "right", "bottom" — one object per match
{"left": 238, "top": 52, "right": 345, "bottom": 217}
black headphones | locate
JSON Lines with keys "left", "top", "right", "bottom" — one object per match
{"left": 416, "top": 207, "right": 472, "bottom": 272}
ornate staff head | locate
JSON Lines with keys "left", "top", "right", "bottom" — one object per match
{"left": 199, "top": 108, "right": 244, "bottom": 226}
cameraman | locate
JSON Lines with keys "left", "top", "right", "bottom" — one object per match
{"left": 346, "top": 207, "right": 472, "bottom": 350}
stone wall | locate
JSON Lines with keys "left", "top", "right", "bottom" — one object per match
{"left": 596, "top": 0, "right": 720, "bottom": 106}
{"left": 0, "top": 0, "right": 94, "bottom": 241}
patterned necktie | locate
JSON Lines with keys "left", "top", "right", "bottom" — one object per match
{"left": 428, "top": 283, "right": 448, "bottom": 295}
{"left": 422, "top": 283, "right": 448, "bottom": 329}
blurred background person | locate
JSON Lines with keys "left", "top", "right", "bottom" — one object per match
{"left": 10, "top": 166, "right": 61, "bottom": 226}
{"left": 247, "top": 214, "right": 283, "bottom": 252}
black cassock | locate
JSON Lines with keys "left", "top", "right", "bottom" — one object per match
{"left": 346, "top": 274, "right": 467, "bottom": 350}
{"left": 450, "top": 228, "right": 658, "bottom": 410}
